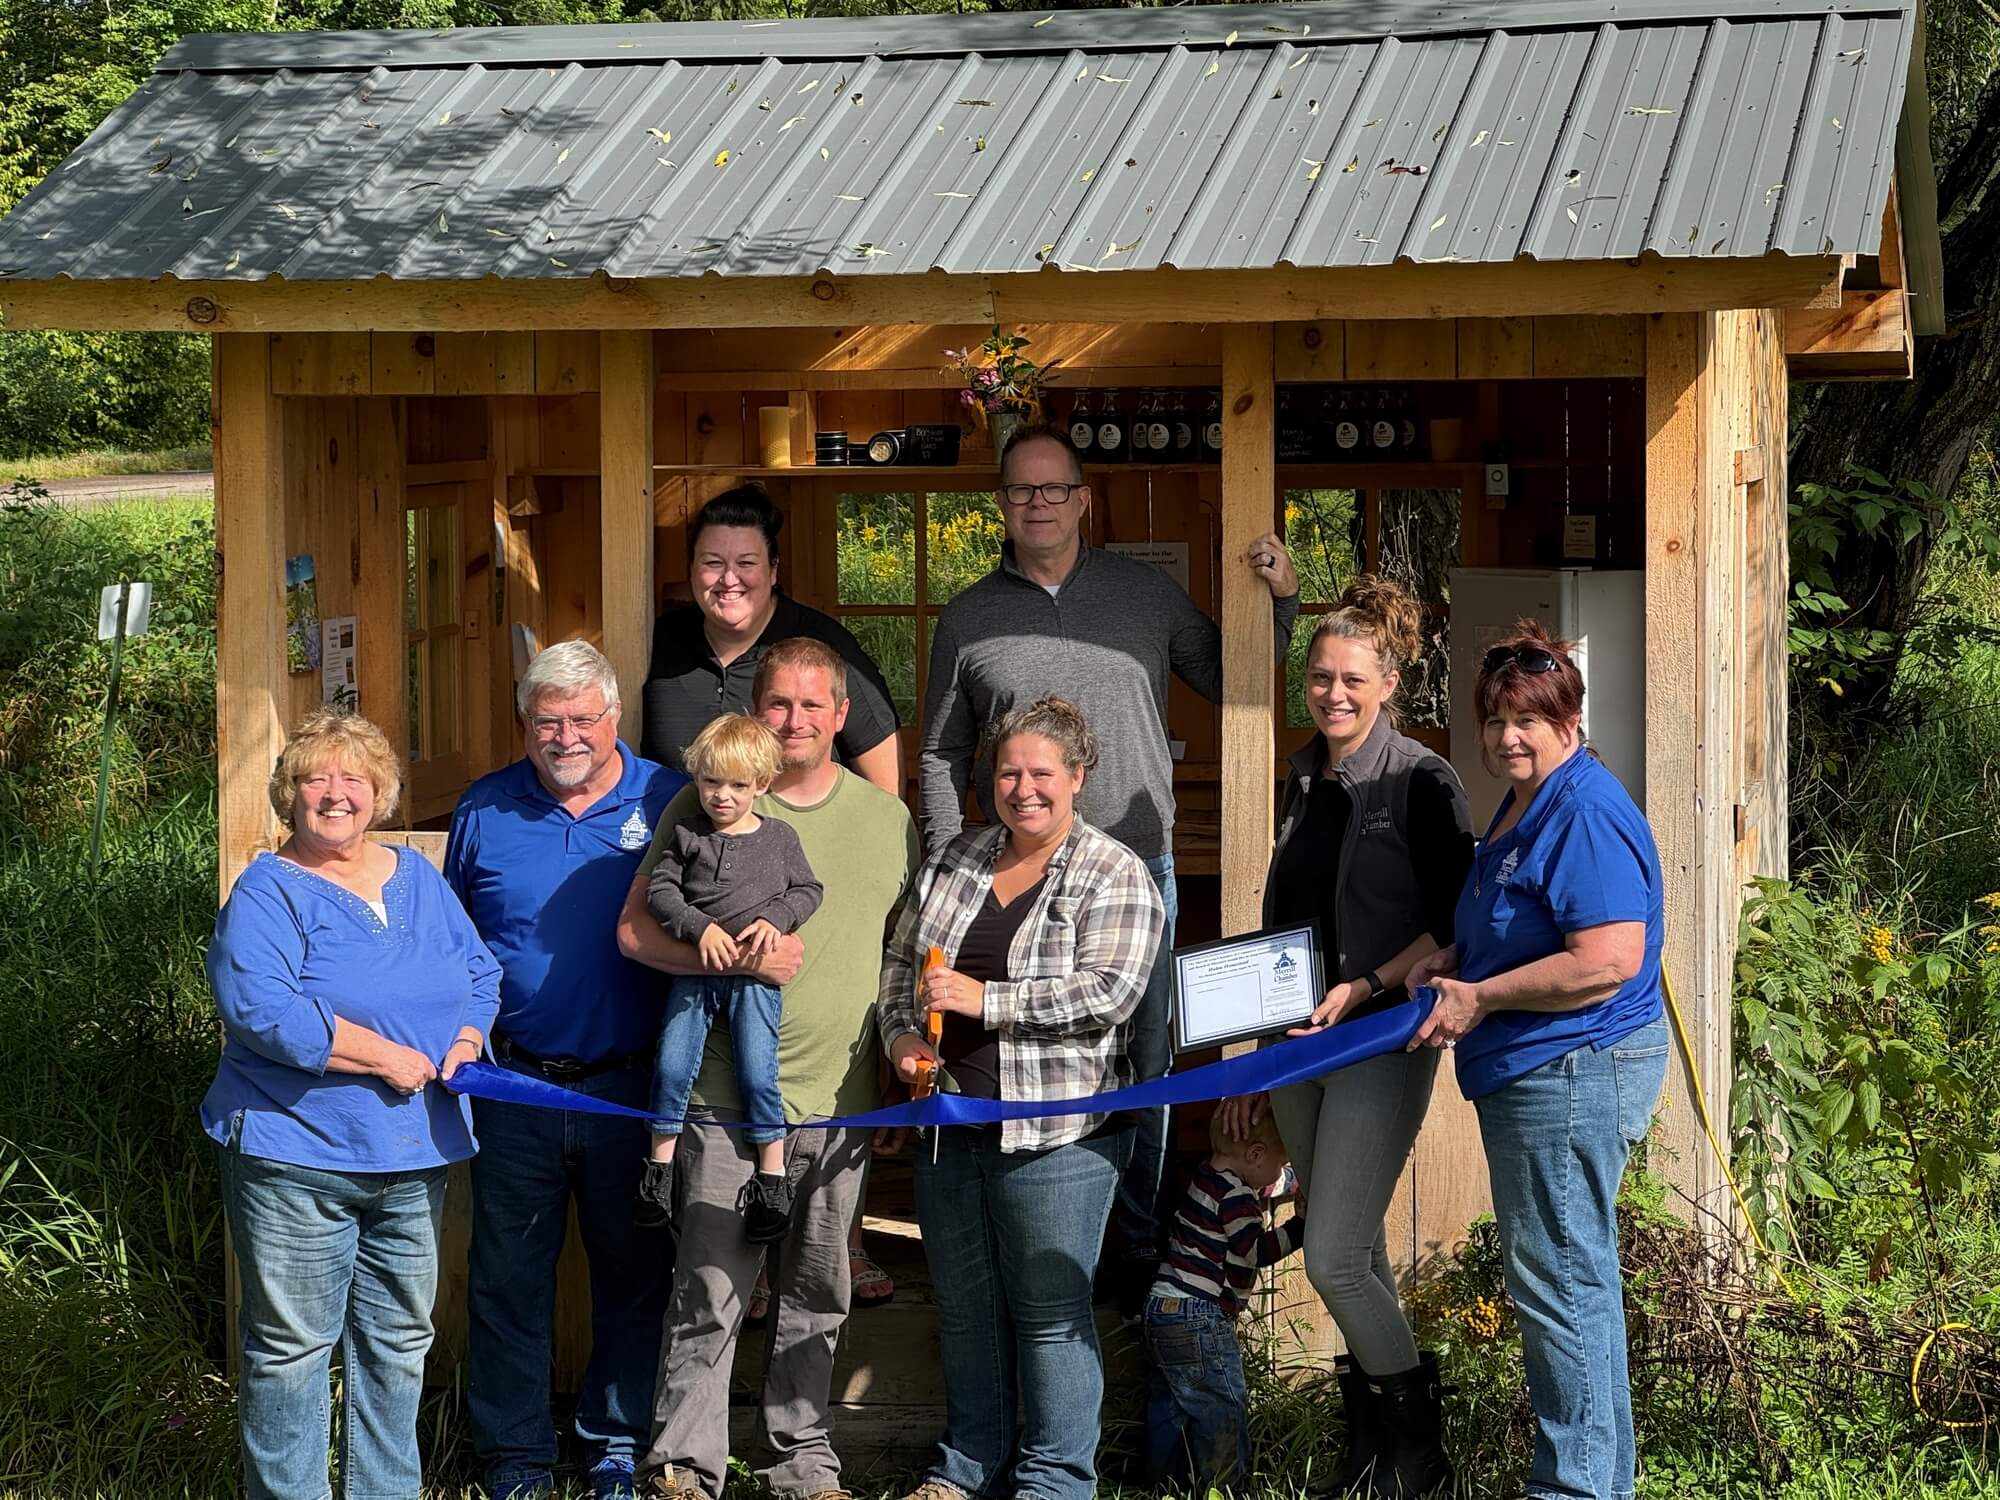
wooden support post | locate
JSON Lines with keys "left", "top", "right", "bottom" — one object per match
{"left": 599, "top": 331, "right": 656, "bottom": 706}
{"left": 356, "top": 399, "right": 409, "bottom": 797}
{"left": 214, "top": 334, "right": 288, "bottom": 898}
{"left": 1219, "top": 325, "right": 1276, "bottom": 937}
{"left": 1644, "top": 311, "right": 1736, "bottom": 1228}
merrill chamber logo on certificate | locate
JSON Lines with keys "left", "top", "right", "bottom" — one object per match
{"left": 1171, "top": 924, "right": 1323, "bottom": 1052}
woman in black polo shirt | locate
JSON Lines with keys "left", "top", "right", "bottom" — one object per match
{"left": 641, "top": 484, "right": 904, "bottom": 794}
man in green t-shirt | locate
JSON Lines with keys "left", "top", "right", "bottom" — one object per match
{"left": 617, "top": 637, "right": 918, "bottom": 1500}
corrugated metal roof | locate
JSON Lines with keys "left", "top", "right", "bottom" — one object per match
{"left": 0, "top": 0, "right": 1916, "bottom": 284}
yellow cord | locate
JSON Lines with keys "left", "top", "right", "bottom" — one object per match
{"left": 1662, "top": 964, "right": 1991, "bottom": 1427}
{"left": 1659, "top": 964, "right": 1799, "bottom": 1295}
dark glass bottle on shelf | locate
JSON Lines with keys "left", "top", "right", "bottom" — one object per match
{"left": 1169, "top": 389, "right": 1196, "bottom": 460}
{"left": 1144, "top": 390, "right": 1172, "bottom": 459}
{"left": 1397, "top": 388, "right": 1426, "bottom": 459}
{"left": 1333, "top": 389, "right": 1363, "bottom": 462}
{"left": 1369, "top": 389, "right": 1398, "bottom": 456}
{"left": 1069, "top": 389, "right": 1097, "bottom": 459}
{"left": 1200, "top": 390, "right": 1224, "bottom": 463}
{"left": 1129, "top": 389, "right": 1154, "bottom": 459}
{"left": 1097, "top": 389, "right": 1128, "bottom": 464}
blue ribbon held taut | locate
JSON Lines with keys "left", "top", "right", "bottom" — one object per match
{"left": 445, "top": 994, "right": 1434, "bottom": 1130}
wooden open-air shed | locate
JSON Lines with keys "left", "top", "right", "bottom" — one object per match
{"left": 0, "top": 0, "right": 1937, "bottom": 1443}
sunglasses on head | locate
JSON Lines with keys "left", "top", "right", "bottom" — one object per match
{"left": 1482, "top": 645, "right": 1567, "bottom": 675}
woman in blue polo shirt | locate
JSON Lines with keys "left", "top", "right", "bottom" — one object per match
{"left": 1407, "top": 625, "right": 1668, "bottom": 1500}
{"left": 204, "top": 709, "right": 501, "bottom": 1500}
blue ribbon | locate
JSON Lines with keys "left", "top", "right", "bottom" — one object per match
{"left": 445, "top": 994, "right": 1432, "bottom": 1130}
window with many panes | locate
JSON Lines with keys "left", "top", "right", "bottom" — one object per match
{"left": 826, "top": 487, "right": 1008, "bottom": 730}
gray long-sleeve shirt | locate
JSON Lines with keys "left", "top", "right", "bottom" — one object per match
{"left": 644, "top": 815, "right": 823, "bottom": 946}
{"left": 920, "top": 541, "right": 1299, "bottom": 859}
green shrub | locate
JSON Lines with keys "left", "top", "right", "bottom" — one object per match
{"left": 0, "top": 332, "right": 211, "bottom": 461}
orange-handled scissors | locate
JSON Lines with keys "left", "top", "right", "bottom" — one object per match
{"left": 911, "top": 946, "right": 947, "bottom": 1100}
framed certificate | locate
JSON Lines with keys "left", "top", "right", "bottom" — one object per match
{"left": 1170, "top": 923, "right": 1324, "bottom": 1052}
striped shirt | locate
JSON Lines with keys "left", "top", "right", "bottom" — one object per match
{"left": 877, "top": 818, "right": 1165, "bottom": 1153}
{"left": 1150, "top": 1162, "right": 1305, "bottom": 1320}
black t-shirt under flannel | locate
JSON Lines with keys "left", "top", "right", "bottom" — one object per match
{"left": 639, "top": 592, "right": 902, "bottom": 775}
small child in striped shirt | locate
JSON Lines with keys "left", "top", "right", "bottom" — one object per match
{"left": 1142, "top": 1107, "right": 1306, "bottom": 1485}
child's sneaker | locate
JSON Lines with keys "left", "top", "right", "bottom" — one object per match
{"left": 635, "top": 1159, "right": 676, "bottom": 1231}
{"left": 740, "top": 1170, "right": 794, "bottom": 1243}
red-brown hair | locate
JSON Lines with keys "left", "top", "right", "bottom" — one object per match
{"left": 1473, "top": 619, "right": 1585, "bottom": 728}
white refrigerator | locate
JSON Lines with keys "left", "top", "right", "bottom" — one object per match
{"left": 1446, "top": 568, "right": 1645, "bottom": 829}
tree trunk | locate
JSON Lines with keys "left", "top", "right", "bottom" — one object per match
{"left": 1788, "top": 63, "right": 2000, "bottom": 724}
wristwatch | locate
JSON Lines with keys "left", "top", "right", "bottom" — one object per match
{"left": 1361, "top": 969, "right": 1384, "bottom": 999}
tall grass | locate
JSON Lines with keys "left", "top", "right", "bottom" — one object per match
{"left": 0, "top": 448, "right": 213, "bottom": 483}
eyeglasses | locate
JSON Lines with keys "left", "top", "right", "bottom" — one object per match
{"left": 529, "top": 711, "right": 608, "bottom": 736}
{"left": 999, "top": 481, "right": 1083, "bottom": 508}
{"left": 1481, "top": 645, "right": 1568, "bottom": 675}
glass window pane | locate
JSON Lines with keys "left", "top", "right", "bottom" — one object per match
{"left": 405, "top": 512, "right": 420, "bottom": 631}
{"left": 407, "top": 640, "right": 423, "bottom": 762}
{"left": 422, "top": 507, "right": 459, "bottom": 630}
{"left": 427, "top": 635, "right": 461, "bottom": 756}
{"left": 926, "top": 490, "right": 1007, "bottom": 604}
{"left": 842, "top": 615, "right": 917, "bottom": 726}
{"left": 836, "top": 492, "right": 916, "bottom": 606}
{"left": 1284, "top": 489, "right": 1360, "bottom": 605}
{"left": 1284, "top": 613, "right": 1325, "bottom": 730}
{"left": 1376, "top": 489, "right": 1461, "bottom": 730}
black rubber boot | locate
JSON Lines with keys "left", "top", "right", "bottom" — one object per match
{"left": 1325, "top": 1353, "right": 1384, "bottom": 1495}
{"left": 1365, "top": 1351, "right": 1454, "bottom": 1498}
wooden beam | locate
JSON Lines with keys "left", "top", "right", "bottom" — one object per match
{"left": 1532, "top": 315, "right": 1645, "bottom": 377}
{"left": 1455, "top": 318, "right": 1533, "bottom": 379}
{"left": 1272, "top": 321, "right": 1344, "bottom": 382}
{"left": 356, "top": 399, "right": 409, "bottom": 794}
{"left": 1784, "top": 289, "right": 1912, "bottom": 381}
{"left": 1219, "top": 325, "right": 1276, "bottom": 939}
{"left": 213, "top": 334, "right": 288, "bottom": 897}
{"left": 600, "top": 331, "right": 656, "bottom": 708}
{"left": 0, "top": 257, "right": 1847, "bottom": 333}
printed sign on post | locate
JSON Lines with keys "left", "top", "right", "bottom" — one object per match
{"left": 96, "top": 582, "right": 152, "bottom": 641}
{"left": 1105, "top": 541, "right": 1191, "bottom": 594}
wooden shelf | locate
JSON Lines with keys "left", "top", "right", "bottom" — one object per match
{"left": 651, "top": 461, "right": 1487, "bottom": 483}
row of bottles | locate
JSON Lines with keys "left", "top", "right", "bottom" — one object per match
{"left": 1066, "top": 389, "right": 1223, "bottom": 464}
{"left": 1058, "top": 386, "right": 1428, "bottom": 464}
{"left": 1277, "top": 386, "right": 1428, "bottom": 463}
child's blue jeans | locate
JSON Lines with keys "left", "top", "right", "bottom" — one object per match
{"left": 648, "top": 973, "right": 785, "bottom": 1147}
{"left": 1143, "top": 1291, "right": 1251, "bottom": 1484}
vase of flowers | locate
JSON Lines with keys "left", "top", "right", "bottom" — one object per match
{"left": 947, "top": 327, "right": 1060, "bottom": 453}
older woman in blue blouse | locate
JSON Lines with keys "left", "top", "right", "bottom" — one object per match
{"left": 1407, "top": 625, "right": 1668, "bottom": 1500}
{"left": 204, "top": 709, "right": 500, "bottom": 1500}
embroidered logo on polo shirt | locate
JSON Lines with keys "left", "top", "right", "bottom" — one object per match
{"left": 618, "top": 809, "right": 651, "bottom": 850}
{"left": 1361, "top": 808, "right": 1393, "bottom": 835}
{"left": 1497, "top": 848, "right": 1521, "bottom": 885}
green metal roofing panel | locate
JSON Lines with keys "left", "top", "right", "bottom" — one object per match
{"left": 0, "top": 0, "right": 1922, "bottom": 285}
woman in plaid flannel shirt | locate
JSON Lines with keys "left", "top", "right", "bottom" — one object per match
{"left": 878, "top": 697, "right": 1165, "bottom": 1500}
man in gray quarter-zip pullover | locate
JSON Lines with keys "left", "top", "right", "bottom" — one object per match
{"left": 918, "top": 423, "right": 1300, "bottom": 1301}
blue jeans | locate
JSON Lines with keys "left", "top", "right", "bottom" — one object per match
{"left": 220, "top": 1148, "right": 446, "bottom": 1500}
{"left": 1474, "top": 1015, "right": 1670, "bottom": 1500}
{"left": 1143, "top": 1293, "right": 1250, "bottom": 1484}
{"left": 649, "top": 974, "right": 785, "bottom": 1147}
{"left": 913, "top": 1126, "right": 1121, "bottom": 1500}
{"left": 1114, "top": 852, "right": 1178, "bottom": 1253}
{"left": 468, "top": 1060, "right": 672, "bottom": 1493}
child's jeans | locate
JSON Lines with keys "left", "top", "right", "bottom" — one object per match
{"left": 648, "top": 974, "right": 785, "bottom": 1147}
{"left": 1143, "top": 1291, "right": 1251, "bottom": 1484}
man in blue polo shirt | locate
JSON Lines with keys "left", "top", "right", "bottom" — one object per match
{"left": 445, "top": 640, "right": 688, "bottom": 1500}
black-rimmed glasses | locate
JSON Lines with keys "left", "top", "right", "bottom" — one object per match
{"left": 1481, "top": 645, "right": 1567, "bottom": 675}
{"left": 998, "top": 482, "right": 1083, "bottom": 508}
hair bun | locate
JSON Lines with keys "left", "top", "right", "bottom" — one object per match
{"left": 1336, "top": 574, "right": 1423, "bottom": 668}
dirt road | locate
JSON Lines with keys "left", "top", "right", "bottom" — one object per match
{"left": 11, "top": 471, "right": 215, "bottom": 506}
